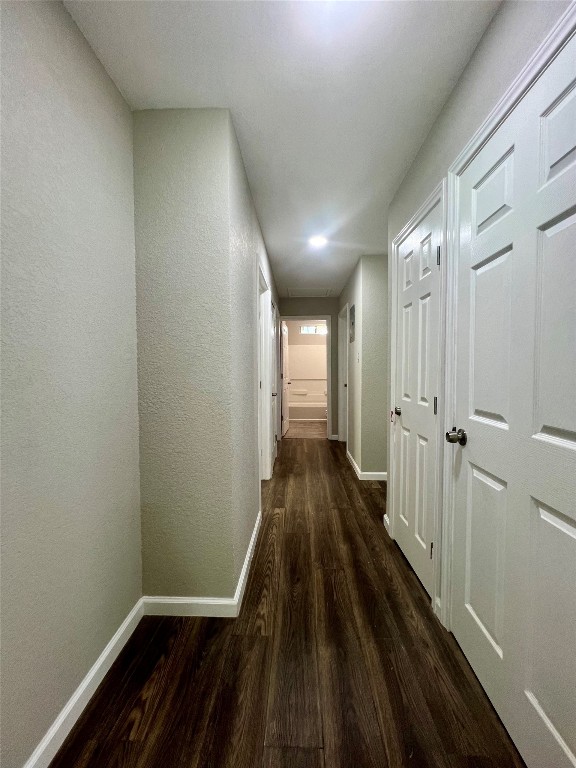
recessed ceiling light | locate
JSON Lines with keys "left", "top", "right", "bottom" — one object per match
{"left": 309, "top": 235, "right": 327, "bottom": 248}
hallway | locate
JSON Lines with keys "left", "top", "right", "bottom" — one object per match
{"left": 50, "top": 439, "right": 525, "bottom": 768}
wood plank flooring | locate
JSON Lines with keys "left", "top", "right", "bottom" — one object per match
{"left": 50, "top": 439, "right": 526, "bottom": 768}
{"left": 284, "top": 420, "right": 327, "bottom": 438}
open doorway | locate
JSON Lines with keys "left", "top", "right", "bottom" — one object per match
{"left": 281, "top": 318, "right": 329, "bottom": 439}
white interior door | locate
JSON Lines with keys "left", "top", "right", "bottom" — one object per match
{"left": 281, "top": 321, "right": 289, "bottom": 437}
{"left": 258, "top": 280, "right": 273, "bottom": 480}
{"left": 338, "top": 307, "right": 348, "bottom": 443}
{"left": 393, "top": 199, "right": 442, "bottom": 596}
{"left": 271, "top": 304, "right": 279, "bottom": 462}
{"left": 450, "top": 34, "right": 576, "bottom": 768}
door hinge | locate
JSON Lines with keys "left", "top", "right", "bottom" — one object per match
{"left": 281, "top": 373, "right": 283, "bottom": 379}
{"left": 430, "top": 542, "right": 434, "bottom": 559}
{"left": 437, "top": 245, "right": 441, "bottom": 266}
{"left": 434, "top": 396, "right": 438, "bottom": 415}
{"left": 259, "top": 381, "right": 262, "bottom": 389}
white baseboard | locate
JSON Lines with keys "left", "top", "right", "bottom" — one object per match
{"left": 142, "top": 510, "right": 262, "bottom": 617}
{"left": 346, "top": 450, "right": 387, "bottom": 482}
{"left": 329, "top": 434, "right": 339, "bottom": 441}
{"left": 233, "top": 509, "right": 262, "bottom": 610}
{"left": 23, "top": 510, "right": 263, "bottom": 768}
{"left": 142, "top": 595, "right": 238, "bottom": 617}
{"left": 23, "top": 599, "right": 144, "bottom": 768}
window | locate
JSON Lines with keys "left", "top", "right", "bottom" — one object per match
{"left": 300, "top": 324, "right": 327, "bottom": 335}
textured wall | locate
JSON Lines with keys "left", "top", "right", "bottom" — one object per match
{"left": 228, "top": 115, "right": 276, "bottom": 581}
{"left": 279, "top": 297, "right": 339, "bottom": 434}
{"left": 339, "top": 262, "right": 363, "bottom": 466}
{"left": 360, "top": 255, "right": 388, "bottom": 472}
{"left": 135, "top": 110, "right": 274, "bottom": 595}
{"left": 388, "top": 1, "right": 570, "bottom": 240}
{"left": 134, "top": 109, "right": 236, "bottom": 597}
{"left": 1, "top": 4, "right": 142, "bottom": 767}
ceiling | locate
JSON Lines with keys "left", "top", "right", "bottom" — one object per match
{"left": 65, "top": 0, "right": 500, "bottom": 297}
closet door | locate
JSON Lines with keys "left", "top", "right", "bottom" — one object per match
{"left": 393, "top": 198, "right": 443, "bottom": 596}
{"left": 450, "top": 32, "right": 576, "bottom": 768}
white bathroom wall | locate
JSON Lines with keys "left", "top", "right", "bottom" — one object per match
{"left": 286, "top": 320, "right": 327, "bottom": 420}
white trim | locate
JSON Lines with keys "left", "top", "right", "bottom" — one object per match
{"left": 442, "top": 3, "right": 576, "bottom": 632}
{"left": 280, "top": 314, "right": 333, "bottom": 440}
{"left": 449, "top": 3, "right": 576, "bottom": 178}
{"left": 329, "top": 434, "right": 339, "bottom": 441}
{"left": 22, "top": 599, "right": 144, "bottom": 768}
{"left": 258, "top": 268, "right": 273, "bottom": 481}
{"left": 23, "top": 511, "right": 262, "bottom": 767}
{"left": 288, "top": 418, "right": 327, "bottom": 422}
{"left": 232, "top": 509, "right": 262, "bottom": 611}
{"left": 346, "top": 449, "right": 387, "bottom": 481}
{"left": 338, "top": 303, "right": 349, "bottom": 443}
{"left": 142, "top": 595, "right": 238, "bottom": 617}
{"left": 143, "top": 510, "right": 262, "bottom": 617}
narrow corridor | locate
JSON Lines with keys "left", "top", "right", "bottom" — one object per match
{"left": 50, "top": 439, "right": 525, "bottom": 768}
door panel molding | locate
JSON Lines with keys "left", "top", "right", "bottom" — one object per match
{"left": 445, "top": 10, "right": 576, "bottom": 767}
{"left": 389, "top": 179, "right": 447, "bottom": 612}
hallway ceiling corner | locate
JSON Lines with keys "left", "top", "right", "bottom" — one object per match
{"left": 65, "top": 0, "right": 500, "bottom": 297}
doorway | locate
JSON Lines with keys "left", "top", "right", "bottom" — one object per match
{"left": 280, "top": 317, "right": 331, "bottom": 439}
{"left": 338, "top": 304, "right": 348, "bottom": 444}
{"left": 258, "top": 269, "right": 274, "bottom": 482}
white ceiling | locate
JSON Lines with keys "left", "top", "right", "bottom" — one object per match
{"left": 66, "top": 0, "right": 500, "bottom": 297}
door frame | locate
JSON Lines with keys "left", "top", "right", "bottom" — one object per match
{"left": 442, "top": 3, "right": 576, "bottom": 632}
{"left": 279, "top": 315, "right": 332, "bottom": 439}
{"left": 338, "top": 304, "right": 349, "bottom": 443}
{"left": 389, "top": 180, "right": 448, "bottom": 622}
{"left": 258, "top": 267, "right": 273, "bottom": 481}
{"left": 271, "top": 301, "right": 280, "bottom": 462}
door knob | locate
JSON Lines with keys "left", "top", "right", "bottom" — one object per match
{"left": 446, "top": 428, "right": 467, "bottom": 446}
{"left": 272, "top": 393, "right": 277, "bottom": 396}
{"left": 394, "top": 406, "right": 402, "bottom": 416}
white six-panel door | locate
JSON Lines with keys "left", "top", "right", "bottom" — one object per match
{"left": 450, "top": 32, "right": 576, "bottom": 768}
{"left": 393, "top": 199, "right": 443, "bottom": 596}
{"left": 281, "top": 321, "right": 289, "bottom": 437}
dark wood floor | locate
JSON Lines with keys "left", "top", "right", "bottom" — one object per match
{"left": 50, "top": 439, "right": 526, "bottom": 768}
{"left": 284, "top": 420, "right": 327, "bottom": 438}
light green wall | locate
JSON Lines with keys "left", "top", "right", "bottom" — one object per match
{"left": 135, "top": 109, "right": 275, "bottom": 597}
{"left": 389, "top": 0, "right": 570, "bottom": 240}
{"left": 339, "top": 262, "right": 363, "bottom": 467}
{"left": 1, "top": 4, "right": 141, "bottom": 766}
{"left": 360, "top": 255, "right": 388, "bottom": 473}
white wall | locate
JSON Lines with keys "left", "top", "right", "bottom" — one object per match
{"left": 1, "top": 4, "right": 142, "bottom": 767}
{"left": 286, "top": 321, "right": 327, "bottom": 417}
{"left": 135, "top": 108, "right": 276, "bottom": 597}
